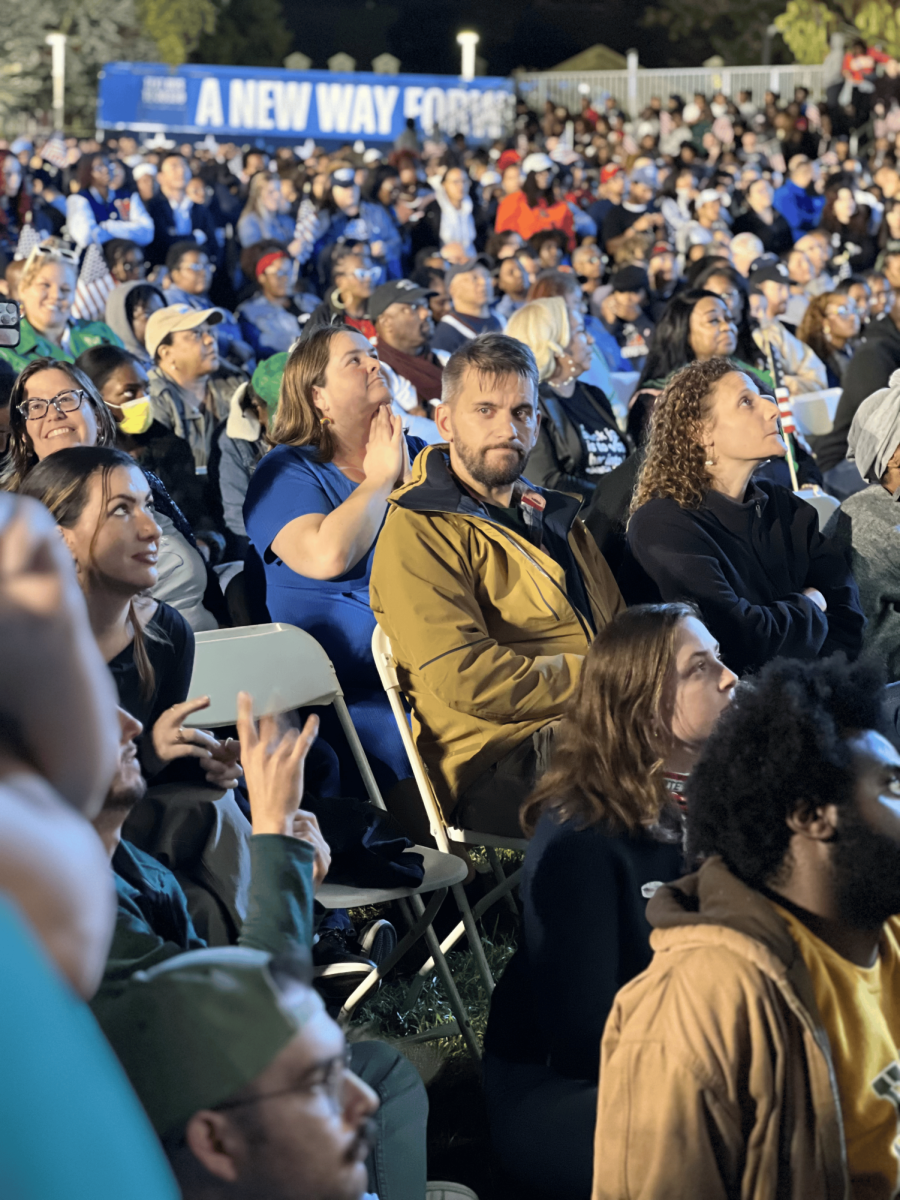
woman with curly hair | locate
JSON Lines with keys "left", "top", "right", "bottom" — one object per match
{"left": 625, "top": 357, "right": 865, "bottom": 676}
{"left": 797, "top": 291, "right": 861, "bottom": 386}
{"left": 483, "top": 602, "right": 737, "bottom": 1200}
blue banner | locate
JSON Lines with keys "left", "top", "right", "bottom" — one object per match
{"left": 97, "top": 62, "right": 515, "bottom": 143}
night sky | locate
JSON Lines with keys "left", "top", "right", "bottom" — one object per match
{"left": 281, "top": 0, "right": 675, "bottom": 75}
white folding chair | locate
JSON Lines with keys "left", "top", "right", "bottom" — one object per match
{"left": 372, "top": 624, "right": 526, "bottom": 998}
{"left": 184, "top": 622, "right": 483, "bottom": 1059}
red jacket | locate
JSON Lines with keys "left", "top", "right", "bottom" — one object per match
{"left": 494, "top": 191, "right": 576, "bottom": 249}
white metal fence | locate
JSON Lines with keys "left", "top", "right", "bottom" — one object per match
{"left": 514, "top": 64, "right": 828, "bottom": 116}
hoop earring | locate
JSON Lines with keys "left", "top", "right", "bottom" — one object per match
{"left": 705, "top": 444, "right": 716, "bottom": 466}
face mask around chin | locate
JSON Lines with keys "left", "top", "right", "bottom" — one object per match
{"left": 116, "top": 398, "right": 152, "bottom": 435}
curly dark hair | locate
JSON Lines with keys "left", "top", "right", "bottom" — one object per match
{"left": 686, "top": 655, "right": 888, "bottom": 888}
{"left": 630, "top": 356, "right": 736, "bottom": 513}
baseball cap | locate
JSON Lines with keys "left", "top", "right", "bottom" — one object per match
{"left": 696, "top": 188, "right": 729, "bottom": 208}
{"left": 600, "top": 164, "right": 623, "bottom": 184}
{"left": 369, "top": 278, "right": 435, "bottom": 322}
{"left": 96, "top": 948, "right": 321, "bottom": 1138}
{"left": 332, "top": 166, "right": 357, "bottom": 186}
{"left": 649, "top": 241, "right": 674, "bottom": 257}
{"left": 497, "top": 149, "right": 521, "bottom": 171}
{"left": 445, "top": 255, "right": 493, "bottom": 286}
{"left": 611, "top": 265, "right": 649, "bottom": 293}
{"left": 522, "top": 152, "right": 555, "bottom": 176}
{"left": 145, "top": 303, "right": 223, "bottom": 360}
{"left": 884, "top": 239, "right": 900, "bottom": 259}
{"left": 748, "top": 259, "right": 790, "bottom": 287}
{"left": 251, "top": 351, "right": 289, "bottom": 411}
{"left": 630, "top": 165, "right": 658, "bottom": 189}
{"left": 132, "top": 162, "right": 157, "bottom": 180}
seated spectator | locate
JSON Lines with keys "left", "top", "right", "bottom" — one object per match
{"left": 646, "top": 240, "right": 679, "bottom": 320}
{"left": 370, "top": 334, "right": 624, "bottom": 838}
{"left": 748, "top": 259, "right": 828, "bottom": 392}
{"left": 98, "top": 948, "right": 428, "bottom": 1200}
{"left": 506, "top": 297, "right": 628, "bottom": 498}
{"left": 625, "top": 358, "right": 864, "bottom": 676}
{"left": 208, "top": 354, "right": 281, "bottom": 560}
{"left": 305, "top": 244, "right": 378, "bottom": 340}
{"left": 103, "top": 237, "right": 147, "bottom": 285}
{"left": 360, "top": 165, "right": 406, "bottom": 280}
{"left": 412, "top": 262, "right": 451, "bottom": 327}
{"left": 0, "top": 244, "right": 123, "bottom": 373}
{"left": 105, "top": 280, "right": 167, "bottom": 365}
{"left": 162, "top": 240, "right": 252, "bottom": 370}
{"left": 773, "top": 154, "right": 825, "bottom": 240}
{"left": 244, "top": 326, "right": 423, "bottom": 793}
{"left": 811, "top": 287, "right": 900, "bottom": 497}
{"left": 820, "top": 178, "right": 878, "bottom": 273}
{"left": 594, "top": 655, "right": 900, "bottom": 1197}
{"left": 730, "top": 230, "right": 764, "bottom": 278}
{"left": 66, "top": 151, "right": 154, "bottom": 254}
{"left": 586, "top": 163, "right": 626, "bottom": 240}
{"left": 570, "top": 242, "right": 603, "bottom": 315}
{"left": 600, "top": 164, "right": 661, "bottom": 258}
{"left": 494, "top": 154, "right": 575, "bottom": 250}
{"left": 528, "top": 229, "right": 568, "bottom": 272}
{"left": 369, "top": 278, "right": 446, "bottom": 416}
{"left": 826, "top": 381, "right": 900, "bottom": 680}
{"left": 675, "top": 189, "right": 729, "bottom": 263}
{"left": 412, "top": 165, "right": 480, "bottom": 261}
{"left": 689, "top": 260, "right": 770, "bottom": 373}
{"left": 307, "top": 166, "right": 391, "bottom": 287}
{"left": 492, "top": 254, "right": 530, "bottom": 322}
{"left": 485, "top": 603, "right": 735, "bottom": 1200}
{"left": 731, "top": 177, "right": 794, "bottom": 255}
{"left": 236, "top": 171, "right": 295, "bottom": 249}
{"left": 430, "top": 257, "right": 503, "bottom": 354}
{"left": 864, "top": 268, "right": 893, "bottom": 320}
{"left": 0, "top": 494, "right": 178, "bottom": 1198}
{"left": 782, "top": 244, "right": 815, "bottom": 327}
{"left": 144, "top": 152, "right": 219, "bottom": 270}
{"left": 525, "top": 269, "right": 618, "bottom": 394}
{"left": 147, "top": 304, "right": 243, "bottom": 471}
{"left": 597, "top": 266, "right": 655, "bottom": 372}
{"left": 236, "top": 246, "right": 309, "bottom": 358}
{"left": 797, "top": 291, "right": 861, "bottom": 386}
{"left": 795, "top": 230, "right": 837, "bottom": 295}
{"left": 19, "top": 445, "right": 239, "bottom": 786}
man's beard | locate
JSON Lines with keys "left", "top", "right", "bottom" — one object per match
{"left": 454, "top": 438, "right": 528, "bottom": 490}
{"left": 830, "top": 805, "right": 900, "bottom": 928}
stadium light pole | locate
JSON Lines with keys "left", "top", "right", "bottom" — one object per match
{"left": 457, "top": 31, "right": 479, "bottom": 81}
{"left": 45, "top": 32, "right": 68, "bottom": 133}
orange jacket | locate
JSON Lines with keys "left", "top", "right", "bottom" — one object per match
{"left": 494, "top": 190, "right": 576, "bottom": 249}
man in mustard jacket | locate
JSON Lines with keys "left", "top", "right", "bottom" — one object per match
{"left": 370, "top": 333, "right": 624, "bottom": 838}
{"left": 593, "top": 654, "right": 900, "bottom": 1200}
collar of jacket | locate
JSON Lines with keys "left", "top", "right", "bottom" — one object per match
{"left": 226, "top": 382, "right": 262, "bottom": 442}
{"left": 389, "top": 442, "right": 584, "bottom": 535}
{"left": 699, "top": 479, "right": 769, "bottom": 533}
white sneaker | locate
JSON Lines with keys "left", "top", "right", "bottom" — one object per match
{"left": 425, "top": 1184, "right": 480, "bottom": 1200}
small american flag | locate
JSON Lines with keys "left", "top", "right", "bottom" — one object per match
{"left": 14, "top": 222, "right": 44, "bottom": 261}
{"left": 40, "top": 132, "right": 68, "bottom": 171}
{"left": 776, "top": 387, "right": 796, "bottom": 435}
{"left": 70, "top": 243, "right": 116, "bottom": 323}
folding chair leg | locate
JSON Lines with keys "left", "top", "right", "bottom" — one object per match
{"left": 403, "top": 895, "right": 482, "bottom": 1062}
{"left": 453, "top": 881, "right": 496, "bottom": 994}
{"left": 487, "top": 846, "right": 519, "bottom": 916}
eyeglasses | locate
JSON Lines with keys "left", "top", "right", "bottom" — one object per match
{"left": 179, "top": 261, "right": 215, "bottom": 274}
{"left": 349, "top": 268, "right": 379, "bottom": 282}
{"left": 213, "top": 1049, "right": 353, "bottom": 1117}
{"left": 715, "top": 289, "right": 741, "bottom": 305}
{"left": 32, "top": 242, "right": 79, "bottom": 266}
{"left": 832, "top": 303, "right": 860, "bottom": 317}
{"left": 18, "top": 388, "right": 86, "bottom": 421}
{"left": 119, "top": 259, "right": 144, "bottom": 275}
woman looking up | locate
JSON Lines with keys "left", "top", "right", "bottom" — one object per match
{"left": 243, "top": 325, "right": 424, "bottom": 792}
{"left": 625, "top": 357, "right": 865, "bottom": 675}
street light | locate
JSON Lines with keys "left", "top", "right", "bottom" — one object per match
{"left": 456, "top": 31, "right": 479, "bottom": 82}
{"left": 45, "top": 32, "right": 67, "bottom": 132}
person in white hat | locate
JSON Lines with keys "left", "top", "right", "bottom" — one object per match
{"left": 494, "top": 151, "right": 575, "bottom": 248}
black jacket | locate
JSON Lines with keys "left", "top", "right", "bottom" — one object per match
{"left": 144, "top": 193, "right": 220, "bottom": 268}
{"left": 811, "top": 312, "right": 900, "bottom": 472}
{"left": 624, "top": 479, "right": 865, "bottom": 675}
{"left": 529, "top": 381, "right": 630, "bottom": 499}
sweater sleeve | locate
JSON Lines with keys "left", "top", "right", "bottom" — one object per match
{"left": 628, "top": 502, "right": 830, "bottom": 673}
{"left": 238, "top": 835, "right": 316, "bottom": 956}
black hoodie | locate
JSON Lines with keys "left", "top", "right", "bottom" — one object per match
{"left": 811, "top": 312, "right": 900, "bottom": 472}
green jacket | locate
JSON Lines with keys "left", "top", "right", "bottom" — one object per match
{"left": 370, "top": 444, "right": 625, "bottom": 818}
{"left": 0, "top": 315, "right": 123, "bottom": 372}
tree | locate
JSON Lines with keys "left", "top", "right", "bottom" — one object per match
{"left": 138, "top": 0, "right": 217, "bottom": 65}
{"left": 0, "top": 0, "right": 156, "bottom": 133}
{"left": 775, "top": 0, "right": 900, "bottom": 64}
{"left": 193, "top": 0, "right": 293, "bottom": 67}
{"left": 642, "top": 0, "right": 791, "bottom": 65}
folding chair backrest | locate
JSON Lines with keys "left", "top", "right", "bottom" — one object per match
{"left": 184, "top": 622, "right": 386, "bottom": 809}
{"left": 371, "top": 624, "right": 452, "bottom": 854}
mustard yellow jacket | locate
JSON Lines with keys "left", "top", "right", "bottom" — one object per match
{"left": 593, "top": 856, "right": 851, "bottom": 1200}
{"left": 369, "top": 444, "right": 624, "bottom": 820}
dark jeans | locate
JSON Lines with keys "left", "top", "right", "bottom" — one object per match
{"left": 351, "top": 1041, "right": 428, "bottom": 1200}
{"left": 483, "top": 1052, "right": 596, "bottom": 1199}
{"left": 454, "top": 723, "right": 559, "bottom": 838}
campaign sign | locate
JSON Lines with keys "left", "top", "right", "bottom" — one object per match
{"left": 97, "top": 62, "right": 515, "bottom": 142}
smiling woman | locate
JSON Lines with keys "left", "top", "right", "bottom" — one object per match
{"left": 624, "top": 357, "right": 865, "bottom": 676}
{"left": 244, "top": 324, "right": 425, "bottom": 792}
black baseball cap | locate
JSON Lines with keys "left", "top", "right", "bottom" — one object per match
{"left": 445, "top": 255, "right": 493, "bottom": 286}
{"left": 610, "top": 265, "right": 649, "bottom": 293}
{"left": 749, "top": 259, "right": 790, "bottom": 287}
{"left": 368, "top": 278, "right": 434, "bottom": 322}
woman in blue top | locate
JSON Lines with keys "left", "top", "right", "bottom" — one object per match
{"left": 244, "top": 323, "right": 424, "bottom": 791}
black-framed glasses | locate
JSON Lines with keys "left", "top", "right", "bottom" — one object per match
{"left": 212, "top": 1049, "right": 353, "bottom": 1116}
{"left": 18, "top": 389, "right": 86, "bottom": 421}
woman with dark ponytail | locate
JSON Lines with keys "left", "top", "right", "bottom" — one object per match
{"left": 19, "top": 445, "right": 239, "bottom": 788}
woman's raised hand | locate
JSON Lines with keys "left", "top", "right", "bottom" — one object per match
{"left": 362, "top": 403, "right": 405, "bottom": 492}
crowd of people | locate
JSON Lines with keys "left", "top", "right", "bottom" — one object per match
{"left": 7, "top": 50, "right": 900, "bottom": 1199}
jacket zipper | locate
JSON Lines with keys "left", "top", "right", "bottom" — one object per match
{"left": 486, "top": 522, "right": 594, "bottom": 644}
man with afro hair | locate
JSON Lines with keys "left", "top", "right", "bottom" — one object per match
{"left": 592, "top": 654, "right": 900, "bottom": 1200}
